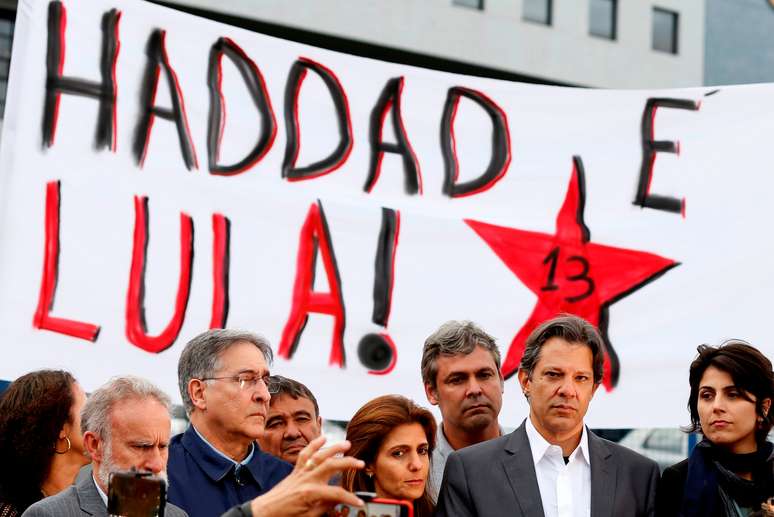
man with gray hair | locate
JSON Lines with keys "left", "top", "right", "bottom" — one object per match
{"left": 22, "top": 376, "right": 187, "bottom": 517}
{"left": 167, "top": 329, "right": 293, "bottom": 517}
{"left": 421, "top": 320, "right": 504, "bottom": 501}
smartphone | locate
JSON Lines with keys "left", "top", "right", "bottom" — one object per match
{"left": 334, "top": 492, "right": 413, "bottom": 517}
{"left": 107, "top": 470, "right": 166, "bottom": 517}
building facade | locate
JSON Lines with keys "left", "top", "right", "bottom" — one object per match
{"left": 0, "top": 0, "right": 773, "bottom": 123}
{"left": 162, "top": 0, "right": 704, "bottom": 89}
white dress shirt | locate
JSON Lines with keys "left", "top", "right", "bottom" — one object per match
{"left": 525, "top": 417, "right": 591, "bottom": 517}
{"left": 93, "top": 475, "right": 108, "bottom": 507}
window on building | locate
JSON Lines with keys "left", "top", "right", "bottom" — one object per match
{"left": 523, "top": 0, "right": 552, "bottom": 25}
{"left": 589, "top": 0, "right": 617, "bottom": 40}
{"left": 453, "top": 0, "right": 484, "bottom": 10}
{"left": 0, "top": 11, "right": 14, "bottom": 119}
{"left": 652, "top": 7, "right": 678, "bottom": 54}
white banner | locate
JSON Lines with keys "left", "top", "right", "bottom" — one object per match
{"left": 1, "top": 0, "right": 772, "bottom": 428}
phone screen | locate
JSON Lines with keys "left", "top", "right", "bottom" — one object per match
{"left": 334, "top": 501, "right": 410, "bottom": 517}
{"left": 107, "top": 471, "right": 166, "bottom": 517}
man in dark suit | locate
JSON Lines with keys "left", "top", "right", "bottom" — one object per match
{"left": 22, "top": 376, "right": 187, "bottom": 517}
{"left": 436, "top": 315, "right": 659, "bottom": 517}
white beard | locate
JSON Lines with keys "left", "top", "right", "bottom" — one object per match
{"left": 97, "top": 441, "right": 168, "bottom": 493}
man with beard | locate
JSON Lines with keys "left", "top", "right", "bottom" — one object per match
{"left": 257, "top": 376, "right": 322, "bottom": 465}
{"left": 421, "top": 321, "right": 504, "bottom": 501}
{"left": 22, "top": 376, "right": 187, "bottom": 517}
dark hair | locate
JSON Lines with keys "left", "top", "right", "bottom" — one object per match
{"left": 421, "top": 320, "right": 501, "bottom": 390}
{"left": 686, "top": 340, "right": 774, "bottom": 443}
{"left": 268, "top": 375, "right": 319, "bottom": 417}
{"left": 519, "top": 314, "right": 605, "bottom": 385}
{"left": 342, "top": 395, "right": 437, "bottom": 517}
{"left": 0, "top": 370, "right": 77, "bottom": 512}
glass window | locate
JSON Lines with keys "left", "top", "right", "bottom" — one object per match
{"left": 652, "top": 7, "right": 678, "bottom": 54}
{"left": 590, "top": 0, "right": 617, "bottom": 40}
{"left": 523, "top": 0, "right": 552, "bottom": 25}
{"left": 453, "top": 0, "right": 483, "bottom": 10}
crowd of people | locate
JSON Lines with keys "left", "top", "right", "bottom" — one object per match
{"left": 0, "top": 314, "right": 773, "bottom": 517}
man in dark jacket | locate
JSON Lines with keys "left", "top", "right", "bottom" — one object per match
{"left": 168, "top": 329, "right": 293, "bottom": 517}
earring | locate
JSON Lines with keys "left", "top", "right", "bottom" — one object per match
{"left": 366, "top": 472, "right": 373, "bottom": 479}
{"left": 54, "top": 436, "right": 71, "bottom": 455}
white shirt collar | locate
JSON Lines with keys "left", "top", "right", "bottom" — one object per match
{"left": 524, "top": 415, "right": 590, "bottom": 467}
{"left": 92, "top": 474, "right": 108, "bottom": 507}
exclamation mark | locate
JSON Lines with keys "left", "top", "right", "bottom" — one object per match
{"left": 358, "top": 207, "right": 400, "bottom": 375}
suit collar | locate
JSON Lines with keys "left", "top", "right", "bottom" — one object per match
{"left": 588, "top": 430, "right": 616, "bottom": 517}
{"left": 502, "top": 420, "right": 545, "bottom": 516}
{"left": 75, "top": 465, "right": 108, "bottom": 516}
{"left": 506, "top": 421, "right": 613, "bottom": 516}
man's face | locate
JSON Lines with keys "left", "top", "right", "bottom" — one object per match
{"left": 201, "top": 341, "right": 271, "bottom": 443}
{"left": 424, "top": 346, "right": 503, "bottom": 433}
{"left": 91, "top": 397, "right": 171, "bottom": 491}
{"left": 258, "top": 394, "right": 322, "bottom": 464}
{"left": 518, "top": 337, "right": 599, "bottom": 441}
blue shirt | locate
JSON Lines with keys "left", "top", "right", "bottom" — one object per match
{"left": 167, "top": 425, "right": 293, "bottom": 517}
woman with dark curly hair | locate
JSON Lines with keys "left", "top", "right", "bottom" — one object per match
{"left": 341, "top": 395, "right": 436, "bottom": 517}
{"left": 0, "top": 370, "right": 88, "bottom": 517}
{"left": 656, "top": 340, "right": 774, "bottom": 517}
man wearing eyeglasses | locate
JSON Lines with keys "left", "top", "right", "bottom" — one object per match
{"left": 168, "top": 329, "right": 293, "bottom": 517}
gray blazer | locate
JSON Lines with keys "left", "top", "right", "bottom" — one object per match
{"left": 21, "top": 465, "right": 187, "bottom": 517}
{"left": 436, "top": 421, "right": 659, "bottom": 517}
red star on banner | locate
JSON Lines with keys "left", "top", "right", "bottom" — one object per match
{"left": 466, "top": 157, "right": 679, "bottom": 390}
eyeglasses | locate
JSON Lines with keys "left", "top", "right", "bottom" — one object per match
{"left": 201, "top": 372, "right": 280, "bottom": 394}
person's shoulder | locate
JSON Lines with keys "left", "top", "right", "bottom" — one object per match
{"left": 166, "top": 501, "right": 190, "bottom": 517}
{"left": 169, "top": 429, "right": 187, "bottom": 450}
{"left": 20, "top": 486, "right": 78, "bottom": 516}
{"left": 662, "top": 458, "right": 689, "bottom": 480}
{"left": 254, "top": 448, "right": 293, "bottom": 475}
{"left": 592, "top": 433, "right": 659, "bottom": 471}
{"left": 168, "top": 428, "right": 193, "bottom": 462}
{"left": 167, "top": 430, "right": 195, "bottom": 481}
{"left": 453, "top": 433, "right": 512, "bottom": 461}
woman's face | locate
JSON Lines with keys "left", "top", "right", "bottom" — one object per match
{"left": 370, "top": 422, "right": 430, "bottom": 502}
{"left": 63, "top": 382, "right": 88, "bottom": 462}
{"left": 698, "top": 366, "right": 767, "bottom": 454}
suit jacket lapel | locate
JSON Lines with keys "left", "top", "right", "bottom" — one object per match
{"left": 76, "top": 465, "right": 108, "bottom": 517}
{"left": 589, "top": 430, "right": 616, "bottom": 517}
{"left": 503, "top": 422, "right": 545, "bottom": 517}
